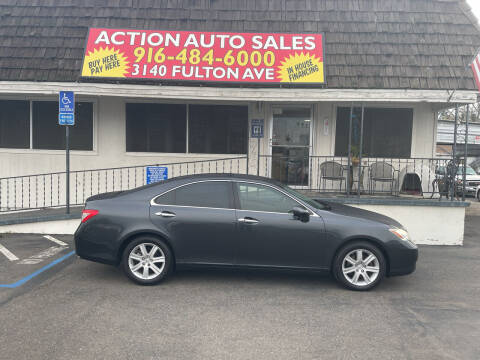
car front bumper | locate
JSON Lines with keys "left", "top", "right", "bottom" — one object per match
{"left": 386, "top": 241, "right": 419, "bottom": 277}
{"left": 456, "top": 184, "right": 480, "bottom": 195}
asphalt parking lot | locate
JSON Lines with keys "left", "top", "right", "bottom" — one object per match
{"left": 0, "top": 211, "right": 479, "bottom": 360}
{"left": 0, "top": 234, "right": 74, "bottom": 287}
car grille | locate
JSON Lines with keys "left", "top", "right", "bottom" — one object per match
{"left": 468, "top": 181, "right": 480, "bottom": 187}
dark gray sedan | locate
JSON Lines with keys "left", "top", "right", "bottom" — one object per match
{"left": 74, "top": 174, "right": 418, "bottom": 291}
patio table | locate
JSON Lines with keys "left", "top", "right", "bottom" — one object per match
{"left": 346, "top": 164, "right": 367, "bottom": 194}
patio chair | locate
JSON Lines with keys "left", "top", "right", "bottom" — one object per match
{"left": 320, "top": 161, "right": 346, "bottom": 192}
{"left": 368, "top": 162, "right": 397, "bottom": 195}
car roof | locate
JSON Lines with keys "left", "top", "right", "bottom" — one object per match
{"left": 123, "top": 173, "right": 285, "bottom": 196}
{"left": 163, "top": 173, "right": 282, "bottom": 184}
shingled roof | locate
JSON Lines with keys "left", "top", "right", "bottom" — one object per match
{"left": 0, "top": 0, "right": 479, "bottom": 90}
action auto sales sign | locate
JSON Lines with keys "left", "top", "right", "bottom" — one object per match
{"left": 81, "top": 28, "right": 325, "bottom": 84}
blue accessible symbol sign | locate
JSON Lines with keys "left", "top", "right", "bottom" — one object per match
{"left": 59, "top": 91, "right": 75, "bottom": 125}
{"left": 146, "top": 166, "right": 168, "bottom": 185}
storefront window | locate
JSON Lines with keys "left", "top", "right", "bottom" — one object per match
{"left": 0, "top": 99, "right": 93, "bottom": 150}
{"left": 126, "top": 103, "right": 186, "bottom": 153}
{"left": 126, "top": 103, "right": 248, "bottom": 154}
{"left": 335, "top": 107, "right": 413, "bottom": 158}
{"left": 189, "top": 105, "right": 248, "bottom": 154}
{"left": 32, "top": 101, "right": 93, "bottom": 150}
{"left": 0, "top": 100, "right": 30, "bottom": 149}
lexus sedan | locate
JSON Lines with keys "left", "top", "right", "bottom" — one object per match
{"left": 75, "top": 174, "right": 418, "bottom": 291}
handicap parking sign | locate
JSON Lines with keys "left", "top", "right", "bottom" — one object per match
{"left": 59, "top": 91, "right": 74, "bottom": 125}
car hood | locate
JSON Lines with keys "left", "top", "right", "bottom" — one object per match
{"left": 316, "top": 201, "right": 403, "bottom": 228}
{"left": 465, "top": 175, "right": 480, "bottom": 181}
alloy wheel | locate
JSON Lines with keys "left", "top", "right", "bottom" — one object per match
{"left": 341, "top": 249, "right": 380, "bottom": 287}
{"left": 128, "top": 243, "right": 166, "bottom": 280}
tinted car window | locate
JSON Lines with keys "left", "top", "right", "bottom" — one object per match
{"left": 155, "top": 181, "right": 232, "bottom": 209}
{"left": 154, "top": 189, "right": 175, "bottom": 205}
{"left": 236, "top": 183, "right": 301, "bottom": 213}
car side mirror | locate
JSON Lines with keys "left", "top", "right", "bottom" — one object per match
{"left": 291, "top": 207, "right": 310, "bottom": 222}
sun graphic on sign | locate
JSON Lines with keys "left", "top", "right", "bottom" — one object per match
{"left": 277, "top": 52, "right": 324, "bottom": 83}
{"left": 81, "top": 47, "right": 129, "bottom": 78}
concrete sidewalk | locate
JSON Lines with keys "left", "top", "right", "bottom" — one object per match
{"left": 0, "top": 207, "right": 82, "bottom": 234}
{"left": 0, "top": 207, "right": 82, "bottom": 226}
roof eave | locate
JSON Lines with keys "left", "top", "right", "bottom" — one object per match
{"left": 0, "top": 80, "right": 477, "bottom": 104}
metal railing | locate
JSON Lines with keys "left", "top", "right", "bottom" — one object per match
{"left": 0, "top": 156, "right": 248, "bottom": 212}
{"left": 0, "top": 154, "right": 470, "bottom": 213}
{"left": 256, "top": 155, "right": 466, "bottom": 198}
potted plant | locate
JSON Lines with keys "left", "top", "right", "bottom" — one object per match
{"left": 350, "top": 145, "right": 360, "bottom": 166}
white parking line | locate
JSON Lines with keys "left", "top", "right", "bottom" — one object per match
{"left": 0, "top": 243, "right": 19, "bottom": 261}
{"left": 18, "top": 246, "right": 65, "bottom": 265}
{"left": 43, "top": 235, "right": 68, "bottom": 247}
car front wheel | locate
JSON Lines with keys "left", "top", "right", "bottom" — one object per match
{"left": 333, "top": 241, "right": 386, "bottom": 291}
{"left": 122, "top": 237, "right": 173, "bottom": 285}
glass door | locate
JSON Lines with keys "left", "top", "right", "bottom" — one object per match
{"left": 271, "top": 106, "right": 311, "bottom": 187}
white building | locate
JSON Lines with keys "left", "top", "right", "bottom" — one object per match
{"left": 0, "top": 0, "right": 479, "bottom": 198}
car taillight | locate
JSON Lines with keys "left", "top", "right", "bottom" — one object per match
{"left": 81, "top": 209, "right": 99, "bottom": 223}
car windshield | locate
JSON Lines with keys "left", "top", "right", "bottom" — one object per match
{"left": 280, "top": 185, "right": 329, "bottom": 210}
{"left": 457, "top": 167, "right": 477, "bottom": 175}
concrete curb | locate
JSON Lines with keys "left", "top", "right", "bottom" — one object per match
{"left": 0, "top": 213, "right": 82, "bottom": 226}
{"left": 0, "top": 213, "right": 81, "bottom": 226}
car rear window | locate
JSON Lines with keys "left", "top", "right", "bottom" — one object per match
{"left": 154, "top": 181, "right": 233, "bottom": 209}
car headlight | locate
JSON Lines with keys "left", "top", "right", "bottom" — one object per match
{"left": 389, "top": 228, "right": 410, "bottom": 241}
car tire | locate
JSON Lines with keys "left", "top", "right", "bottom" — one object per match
{"left": 477, "top": 191, "right": 480, "bottom": 202}
{"left": 122, "top": 236, "right": 173, "bottom": 285}
{"left": 333, "top": 241, "right": 386, "bottom": 291}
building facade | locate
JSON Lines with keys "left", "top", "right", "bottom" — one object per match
{"left": 1, "top": 0, "right": 479, "bottom": 197}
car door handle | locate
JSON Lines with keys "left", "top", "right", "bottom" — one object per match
{"left": 155, "top": 211, "right": 176, "bottom": 218}
{"left": 238, "top": 217, "right": 259, "bottom": 224}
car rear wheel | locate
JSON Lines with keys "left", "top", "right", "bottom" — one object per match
{"left": 122, "top": 237, "right": 173, "bottom": 285}
{"left": 333, "top": 241, "right": 386, "bottom": 291}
